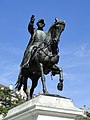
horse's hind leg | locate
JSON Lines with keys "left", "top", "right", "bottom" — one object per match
{"left": 23, "top": 78, "right": 28, "bottom": 100}
{"left": 40, "top": 63, "right": 48, "bottom": 94}
{"left": 30, "top": 79, "right": 38, "bottom": 99}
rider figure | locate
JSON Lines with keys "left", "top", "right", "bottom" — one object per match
{"left": 28, "top": 15, "right": 45, "bottom": 34}
{"left": 21, "top": 15, "right": 45, "bottom": 68}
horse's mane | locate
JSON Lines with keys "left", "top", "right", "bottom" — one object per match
{"left": 48, "top": 22, "right": 56, "bottom": 33}
{"left": 47, "top": 19, "right": 65, "bottom": 43}
{"left": 48, "top": 18, "right": 65, "bottom": 33}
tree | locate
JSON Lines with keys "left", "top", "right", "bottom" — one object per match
{"left": 0, "top": 86, "right": 24, "bottom": 117}
{"left": 75, "top": 116, "right": 90, "bottom": 120}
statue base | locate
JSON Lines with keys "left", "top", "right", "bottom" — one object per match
{"left": 4, "top": 94, "right": 85, "bottom": 120}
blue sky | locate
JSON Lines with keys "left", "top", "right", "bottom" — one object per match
{"left": 0, "top": 0, "right": 90, "bottom": 108}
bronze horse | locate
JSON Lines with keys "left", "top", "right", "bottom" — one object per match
{"left": 15, "top": 18, "right": 65, "bottom": 99}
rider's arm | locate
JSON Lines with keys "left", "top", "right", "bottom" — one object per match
{"left": 28, "top": 15, "right": 35, "bottom": 35}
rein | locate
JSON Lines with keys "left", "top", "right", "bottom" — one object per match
{"left": 37, "top": 39, "right": 58, "bottom": 58}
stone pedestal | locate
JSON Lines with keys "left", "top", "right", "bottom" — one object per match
{"left": 4, "top": 94, "right": 85, "bottom": 120}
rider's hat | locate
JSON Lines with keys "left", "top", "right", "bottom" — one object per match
{"left": 37, "top": 19, "right": 45, "bottom": 27}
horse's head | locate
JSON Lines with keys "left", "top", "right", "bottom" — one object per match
{"left": 48, "top": 18, "right": 65, "bottom": 44}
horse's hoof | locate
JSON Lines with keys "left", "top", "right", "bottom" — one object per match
{"left": 57, "top": 82, "right": 63, "bottom": 91}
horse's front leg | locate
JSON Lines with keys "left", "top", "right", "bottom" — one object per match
{"left": 40, "top": 63, "right": 48, "bottom": 94}
{"left": 52, "top": 65, "right": 64, "bottom": 91}
{"left": 57, "top": 67, "right": 63, "bottom": 91}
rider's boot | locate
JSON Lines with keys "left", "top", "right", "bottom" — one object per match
{"left": 22, "top": 56, "right": 31, "bottom": 69}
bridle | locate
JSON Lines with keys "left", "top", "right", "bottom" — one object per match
{"left": 36, "top": 37, "right": 59, "bottom": 59}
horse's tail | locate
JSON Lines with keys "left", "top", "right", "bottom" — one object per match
{"left": 15, "top": 69, "right": 23, "bottom": 91}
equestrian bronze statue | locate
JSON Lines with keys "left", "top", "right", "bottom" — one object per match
{"left": 15, "top": 15, "right": 65, "bottom": 99}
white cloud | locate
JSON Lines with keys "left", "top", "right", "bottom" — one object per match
{"left": 62, "top": 41, "right": 90, "bottom": 57}
{"left": 74, "top": 42, "right": 90, "bottom": 57}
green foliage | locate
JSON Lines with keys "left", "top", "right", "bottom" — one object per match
{"left": 0, "top": 86, "right": 23, "bottom": 117}
{"left": 0, "top": 107, "right": 8, "bottom": 116}
{"left": 75, "top": 116, "right": 90, "bottom": 120}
